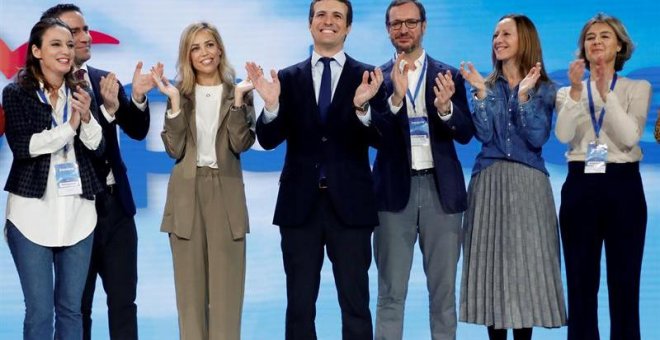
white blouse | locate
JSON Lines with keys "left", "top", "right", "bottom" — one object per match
{"left": 194, "top": 84, "right": 222, "bottom": 168}
{"left": 6, "top": 83, "right": 103, "bottom": 247}
{"left": 555, "top": 77, "right": 651, "bottom": 163}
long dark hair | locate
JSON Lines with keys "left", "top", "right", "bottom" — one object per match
{"left": 17, "top": 18, "right": 78, "bottom": 93}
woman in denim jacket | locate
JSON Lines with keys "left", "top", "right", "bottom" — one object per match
{"left": 458, "top": 14, "right": 566, "bottom": 340}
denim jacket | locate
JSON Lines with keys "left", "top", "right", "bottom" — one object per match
{"left": 470, "top": 76, "right": 556, "bottom": 176}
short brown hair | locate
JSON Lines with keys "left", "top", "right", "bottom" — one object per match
{"left": 577, "top": 13, "right": 634, "bottom": 71}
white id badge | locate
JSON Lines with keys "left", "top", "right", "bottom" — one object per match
{"left": 584, "top": 141, "right": 608, "bottom": 174}
{"left": 409, "top": 116, "right": 430, "bottom": 146}
{"left": 55, "top": 162, "right": 83, "bottom": 196}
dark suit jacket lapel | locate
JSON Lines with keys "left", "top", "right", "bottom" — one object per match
{"left": 425, "top": 58, "right": 442, "bottom": 115}
{"left": 85, "top": 66, "right": 111, "bottom": 127}
{"left": 327, "top": 56, "right": 353, "bottom": 119}
{"left": 298, "top": 60, "right": 321, "bottom": 125}
{"left": 86, "top": 67, "right": 102, "bottom": 106}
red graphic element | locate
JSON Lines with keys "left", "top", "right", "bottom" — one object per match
{"left": 0, "top": 30, "right": 120, "bottom": 79}
{"left": 0, "top": 41, "right": 28, "bottom": 80}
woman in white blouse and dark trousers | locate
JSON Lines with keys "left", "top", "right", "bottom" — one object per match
{"left": 2, "top": 18, "right": 104, "bottom": 339}
{"left": 555, "top": 13, "right": 651, "bottom": 340}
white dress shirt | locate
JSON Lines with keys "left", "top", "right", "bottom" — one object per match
{"left": 194, "top": 84, "right": 223, "bottom": 168}
{"left": 388, "top": 51, "right": 451, "bottom": 170}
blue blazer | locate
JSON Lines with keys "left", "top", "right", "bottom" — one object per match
{"left": 372, "top": 56, "right": 474, "bottom": 214}
{"left": 256, "top": 55, "right": 387, "bottom": 228}
{"left": 87, "top": 66, "right": 150, "bottom": 216}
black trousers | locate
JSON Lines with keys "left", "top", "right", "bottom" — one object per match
{"left": 82, "top": 188, "right": 138, "bottom": 340}
{"left": 280, "top": 190, "right": 374, "bottom": 340}
{"left": 560, "top": 162, "right": 646, "bottom": 340}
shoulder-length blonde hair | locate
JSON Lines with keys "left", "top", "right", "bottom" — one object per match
{"left": 485, "top": 14, "right": 549, "bottom": 87}
{"left": 576, "top": 13, "right": 634, "bottom": 71}
{"left": 175, "top": 22, "right": 235, "bottom": 97}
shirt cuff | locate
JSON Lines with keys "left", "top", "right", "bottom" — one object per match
{"left": 387, "top": 96, "right": 403, "bottom": 115}
{"left": 438, "top": 103, "right": 454, "bottom": 121}
{"left": 79, "top": 113, "right": 103, "bottom": 149}
{"left": 132, "top": 95, "right": 148, "bottom": 111}
{"left": 261, "top": 105, "right": 280, "bottom": 124}
{"left": 100, "top": 105, "right": 116, "bottom": 123}
{"left": 166, "top": 108, "right": 181, "bottom": 119}
{"left": 356, "top": 108, "right": 371, "bottom": 126}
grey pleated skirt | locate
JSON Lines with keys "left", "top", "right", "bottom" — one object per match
{"left": 459, "top": 161, "right": 566, "bottom": 329}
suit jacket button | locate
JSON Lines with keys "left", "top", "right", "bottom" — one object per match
{"left": 321, "top": 137, "right": 328, "bottom": 142}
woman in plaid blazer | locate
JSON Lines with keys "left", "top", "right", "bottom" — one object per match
{"left": 2, "top": 18, "right": 104, "bottom": 339}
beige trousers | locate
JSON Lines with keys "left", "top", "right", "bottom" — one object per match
{"left": 169, "top": 167, "right": 246, "bottom": 340}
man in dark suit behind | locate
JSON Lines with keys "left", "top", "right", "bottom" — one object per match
{"left": 41, "top": 4, "right": 155, "bottom": 340}
{"left": 246, "top": 0, "right": 386, "bottom": 339}
{"left": 371, "top": 1, "right": 474, "bottom": 339}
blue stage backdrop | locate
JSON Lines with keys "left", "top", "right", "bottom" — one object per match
{"left": 1, "top": 1, "right": 658, "bottom": 339}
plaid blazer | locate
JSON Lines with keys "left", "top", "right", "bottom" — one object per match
{"left": 2, "top": 82, "right": 105, "bottom": 200}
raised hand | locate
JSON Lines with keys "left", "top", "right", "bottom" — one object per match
{"left": 245, "top": 61, "right": 280, "bottom": 111}
{"left": 353, "top": 67, "right": 384, "bottom": 108}
{"left": 518, "top": 62, "right": 542, "bottom": 103}
{"left": 592, "top": 57, "right": 609, "bottom": 102}
{"left": 234, "top": 78, "right": 255, "bottom": 107}
{"left": 99, "top": 72, "right": 120, "bottom": 115}
{"left": 150, "top": 66, "right": 180, "bottom": 112}
{"left": 390, "top": 52, "right": 410, "bottom": 106}
{"left": 71, "top": 86, "right": 92, "bottom": 124}
{"left": 131, "top": 61, "right": 161, "bottom": 102}
{"left": 568, "top": 59, "right": 586, "bottom": 101}
{"left": 68, "top": 107, "right": 81, "bottom": 130}
{"left": 433, "top": 70, "right": 455, "bottom": 114}
{"left": 459, "top": 61, "right": 486, "bottom": 99}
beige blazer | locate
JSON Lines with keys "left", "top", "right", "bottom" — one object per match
{"left": 160, "top": 82, "right": 256, "bottom": 240}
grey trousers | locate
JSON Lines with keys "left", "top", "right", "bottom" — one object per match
{"left": 374, "top": 173, "right": 462, "bottom": 340}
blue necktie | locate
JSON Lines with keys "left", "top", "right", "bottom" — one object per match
{"left": 318, "top": 57, "right": 333, "bottom": 123}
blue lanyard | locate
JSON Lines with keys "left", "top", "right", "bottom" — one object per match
{"left": 402, "top": 55, "right": 427, "bottom": 113}
{"left": 586, "top": 73, "right": 617, "bottom": 139}
{"left": 37, "top": 87, "right": 70, "bottom": 154}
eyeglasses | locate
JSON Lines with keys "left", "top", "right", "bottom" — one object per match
{"left": 388, "top": 19, "right": 422, "bottom": 30}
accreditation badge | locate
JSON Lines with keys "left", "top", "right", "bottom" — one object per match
{"left": 55, "top": 162, "right": 83, "bottom": 196}
{"left": 584, "top": 141, "right": 608, "bottom": 174}
{"left": 409, "top": 116, "right": 430, "bottom": 147}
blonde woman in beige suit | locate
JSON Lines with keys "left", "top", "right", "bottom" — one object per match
{"left": 151, "top": 22, "right": 256, "bottom": 340}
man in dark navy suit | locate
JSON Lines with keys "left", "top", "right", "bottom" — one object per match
{"left": 371, "top": 1, "right": 474, "bottom": 339}
{"left": 41, "top": 4, "right": 155, "bottom": 340}
{"left": 246, "top": 1, "right": 386, "bottom": 339}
